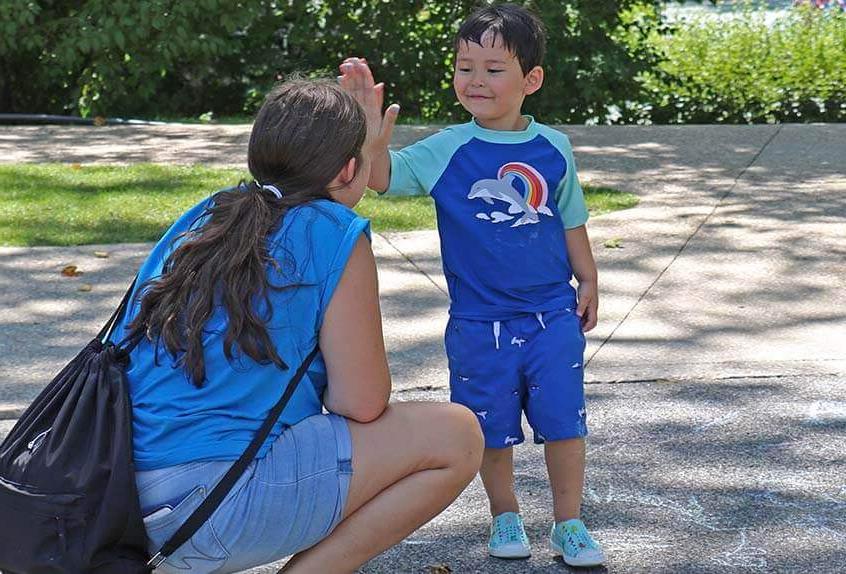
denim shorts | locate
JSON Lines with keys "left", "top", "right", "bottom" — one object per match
{"left": 446, "top": 307, "right": 588, "bottom": 448}
{"left": 135, "top": 413, "right": 353, "bottom": 573}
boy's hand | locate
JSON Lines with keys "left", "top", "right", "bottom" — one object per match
{"left": 338, "top": 57, "right": 400, "bottom": 151}
{"left": 576, "top": 279, "right": 598, "bottom": 332}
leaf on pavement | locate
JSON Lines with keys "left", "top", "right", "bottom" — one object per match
{"left": 604, "top": 238, "right": 624, "bottom": 249}
{"left": 78, "top": 283, "right": 93, "bottom": 292}
{"left": 61, "top": 265, "right": 83, "bottom": 277}
{"left": 426, "top": 565, "right": 452, "bottom": 573}
{"left": 93, "top": 251, "right": 109, "bottom": 258}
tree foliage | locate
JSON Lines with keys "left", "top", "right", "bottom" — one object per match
{"left": 4, "top": 1, "right": 841, "bottom": 124}
{"left": 1, "top": 1, "right": 673, "bottom": 122}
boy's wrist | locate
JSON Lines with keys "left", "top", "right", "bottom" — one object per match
{"left": 575, "top": 273, "right": 598, "bottom": 285}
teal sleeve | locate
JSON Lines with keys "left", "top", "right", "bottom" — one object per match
{"left": 553, "top": 135, "right": 589, "bottom": 229}
{"left": 388, "top": 147, "right": 427, "bottom": 196}
{"left": 387, "top": 127, "right": 473, "bottom": 196}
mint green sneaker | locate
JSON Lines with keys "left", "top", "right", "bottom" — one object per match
{"left": 549, "top": 518, "right": 605, "bottom": 567}
{"left": 488, "top": 512, "right": 531, "bottom": 559}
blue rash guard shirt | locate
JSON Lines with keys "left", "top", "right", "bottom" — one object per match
{"left": 388, "top": 117, "right": 589, "bottom": 321}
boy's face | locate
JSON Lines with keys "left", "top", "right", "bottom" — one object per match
{"left": 453, "top": 31, "right": 543, "bottom": 130}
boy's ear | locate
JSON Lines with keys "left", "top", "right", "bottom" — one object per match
{"left": 524, "top": 66, "right": 544, "bottom": 96}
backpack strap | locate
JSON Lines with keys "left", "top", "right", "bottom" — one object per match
{"left": 97, "top": 276, "right": 138, "bottom": 344}
{"left": 147, "top": 345, "right": 321, "bottom": 569}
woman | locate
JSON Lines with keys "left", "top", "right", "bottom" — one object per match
{"left": 114, "top": 79, "right": 483, "bottom": 573}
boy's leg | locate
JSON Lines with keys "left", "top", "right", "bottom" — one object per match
{"left": 523, "top": 308, "right": 604, "bottom": 566}
{"left": 445, "top": 317, "right": 525, "bottom": 517}
{"left": 480, "top": 446, "right": 519, "bottom": 516}
{"left": 544, "top": 437, "right": 586, "bottom": 522}
{"left": 522, "top": 307, "right": 589, "bottom": 521}
{"left": 445, "top": 317, "right": 531, "bottom": 558}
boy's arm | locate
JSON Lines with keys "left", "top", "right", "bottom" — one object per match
{"left": 369, "top": 145, "right": 391, "bottom": 194}
{"left": 551, "top": 131, "right": 598, "bottom": 330}
{"left": 565, "top": 226, "right": 599, "bottom": 332}
{"left": 339, "top": 57, "right": 399, "bottom": 193}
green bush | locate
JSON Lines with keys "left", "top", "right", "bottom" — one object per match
{"left": 0, "top": 1, "right": 685, "bottom": 123}
{"left": 619, "top": 3, "right": 846, "bottom": 123}
{"left": 16, "top": 1, "right": 838, "bottom": 126}
{"left": 0, "top": 0, "right": 272, "bottom": 117}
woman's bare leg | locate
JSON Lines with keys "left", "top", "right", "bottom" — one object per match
{"left": 280, "top": 402, "right": 483, "bottom": 573}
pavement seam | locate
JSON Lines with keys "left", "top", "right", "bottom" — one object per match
{"left": 377, "top": 232, "right": 448, "bottom": 297}
{"left": 585, "top": 124, "right": 785, "bottom": 369}
{"left": 586, "top": 370, "right": 842, "bottom": 386}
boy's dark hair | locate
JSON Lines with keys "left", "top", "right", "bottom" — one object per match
{"left": 455, "top": 3, "right": 547, "bottom": 74}
{"left": 127, "top": 78, "right": 366, "bottom": 387}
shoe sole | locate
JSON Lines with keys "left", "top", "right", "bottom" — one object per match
{"left": 549, "top": 540, "right": 605, "bottom": 567}
{"left": 489, "top": 546, "right": 531, "bottom": 559}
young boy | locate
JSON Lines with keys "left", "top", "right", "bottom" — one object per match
{"left": 340, "top": 3, "right": 604, "bottom": 567}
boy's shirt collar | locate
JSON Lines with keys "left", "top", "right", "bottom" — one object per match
{"left": 468, "top": 115, "right": 539, "bottom": 143}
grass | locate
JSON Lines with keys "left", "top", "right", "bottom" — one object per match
{"left": 0, "top": 164, "right": 638, "bottom": 246}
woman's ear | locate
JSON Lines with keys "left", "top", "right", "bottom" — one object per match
{"left": 524, "top": 66, "right": 544, "bottom": 96}
{"left": 338, "top": 157, "right": 357, "bottom": 185}
{"left": 328, "top": 157, "right": 358, "bottom": 203}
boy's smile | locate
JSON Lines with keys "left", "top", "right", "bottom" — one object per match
{"left": 453, "top": 31, "right": 543, "bottom": 131}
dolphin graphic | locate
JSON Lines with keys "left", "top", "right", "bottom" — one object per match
{"left": 468, "top": 174, "right": 539, "bottom": 227}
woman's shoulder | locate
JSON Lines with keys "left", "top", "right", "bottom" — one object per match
{"left": 270, "top": 199, "right": 370, "bottom": 273}
{"left": 284, "top": 199, "right": 369, "bottom": 238}
{"left": 290, "top": 198, "right": 363, "bottom": 223}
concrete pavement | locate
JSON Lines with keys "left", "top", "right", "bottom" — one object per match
{"left": 0, "top": 123, "right": 844, "bottom": 573}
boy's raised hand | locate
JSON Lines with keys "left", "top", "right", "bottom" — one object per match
{"left": 338, "top": 57, "right": 400, "bottom": 151}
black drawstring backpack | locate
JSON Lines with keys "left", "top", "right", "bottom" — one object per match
{"left": 0, "top": 279, "right": 318, "bottom": 573}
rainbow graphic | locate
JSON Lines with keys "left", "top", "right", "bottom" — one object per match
{"left": 497, "top": 162, "right": 548, "bottom": 211}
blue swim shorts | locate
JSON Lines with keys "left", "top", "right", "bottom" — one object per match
{"left": 134, "top": 413, "right": 353, "bottom": 573}
{"left": 445, "top": 307, "right": 588, "bottom": 449}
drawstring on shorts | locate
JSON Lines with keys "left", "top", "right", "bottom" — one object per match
{"left": 491, "top": 312, "right": 546, "bottom": 350}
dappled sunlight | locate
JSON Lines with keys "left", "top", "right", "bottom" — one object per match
{"left": 0, "top": 125, "right": 250, "bottom": 166}
{"left": 352, "top": 375, "right": 846, "bottom": 572}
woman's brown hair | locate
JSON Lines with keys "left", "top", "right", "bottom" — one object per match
{"left": 126, "top": 79, "right": 367, "bottom": 386}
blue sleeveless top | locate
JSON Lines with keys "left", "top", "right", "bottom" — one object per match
{"left": 113, "top": 196, "right": 370, "bottom": 471}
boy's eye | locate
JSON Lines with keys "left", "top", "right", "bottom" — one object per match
{"left": 458, "top": 67, "right": 472, "bottom": 73}
{"left": 488, "top": 69, "right": 504, "bottom": 74}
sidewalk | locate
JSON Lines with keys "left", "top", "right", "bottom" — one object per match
{"left": 1, "top": 123, "right": 844, "bottom": 573}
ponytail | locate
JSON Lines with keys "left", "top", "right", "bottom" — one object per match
{"left": 127, "top": 184, "right": 287, "bottom": 386}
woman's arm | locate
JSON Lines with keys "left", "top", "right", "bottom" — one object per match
{"left": 321, "top": 234, "right": 391, "bottom": 422}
